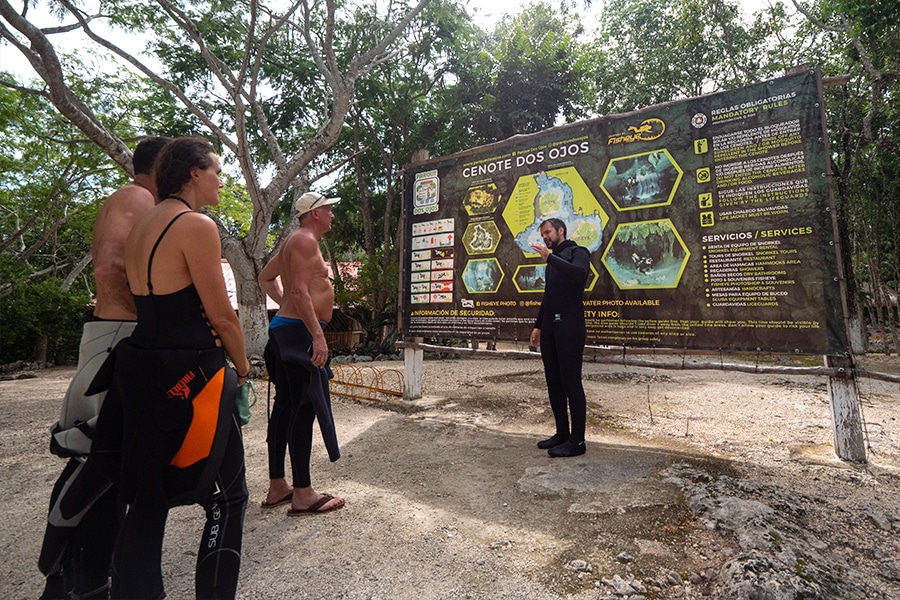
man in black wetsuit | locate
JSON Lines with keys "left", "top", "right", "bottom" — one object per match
{"left": 529, "top": 218, "right": 591, "bottom": 457}
{"left": 39, "top": 137, "right": 169, "bottom": 600}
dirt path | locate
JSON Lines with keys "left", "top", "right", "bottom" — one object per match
{"left": 2, "top": 355, "right": 899, "bottom": 599}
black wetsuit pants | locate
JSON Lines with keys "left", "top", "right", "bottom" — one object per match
{"left": 40, "top": 459, "right": 124, "bottom": 600}
{"left": 265, "top": 339, "right": 316, "bottom": 488}
{"left": 265, "top": 339, "right": 289, "bottom": 481}
{"left": 111, "top": 416, "right": 248, "bottom": 600}
{"left": 539, "top": 318, "right": 587, "bottom": 443}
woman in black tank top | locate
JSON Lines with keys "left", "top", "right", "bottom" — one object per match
{"left": 130, "top": 208, "right": 220, "bottom": 350}
{"left": 101, "top": 137, "right": 250, "bottom": 600}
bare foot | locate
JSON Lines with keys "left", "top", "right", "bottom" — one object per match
{"left": 262, "top": 479, "right": 293, "bottom": 508}
{"left": 289, "top": 488, "right": 345, "bottom": 515}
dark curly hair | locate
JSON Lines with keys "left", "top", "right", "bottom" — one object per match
{"left": 154, "top": 137, "right": 216, "bottom": 200}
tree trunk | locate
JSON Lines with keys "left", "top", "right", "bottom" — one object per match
{"left": 238, "top": 290, "right": 269, "bottom": 362}
{"left": 35, "top": 333, "right": 48, "bottom": 365}
{"left": 222, "top": 241, "right": 269, "bottom": 359}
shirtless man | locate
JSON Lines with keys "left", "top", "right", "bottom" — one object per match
{"left": 39, "top": 137, "right": 170, "bottom": 600}
{"left": 258, "top": 191, "right": 345, "bottom": 515}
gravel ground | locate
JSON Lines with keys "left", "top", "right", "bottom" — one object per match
{"left": 2, "top": 352, "right": 900, "bottom": 599}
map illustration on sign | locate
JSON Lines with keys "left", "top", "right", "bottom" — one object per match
{"left": 502, "top": 168, "right": 608, "bottom": 256}
{"left": 404, "top": 71, "right": 849, "bottom": 355}
{"left": 462, "top": 183, "right": 502, "bottom": 216}
{"left": 462, "top": 220, "right": 501, "bottom": 255}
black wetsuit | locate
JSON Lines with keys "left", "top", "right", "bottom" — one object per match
{"left": 265, "top": 317, "right": 339, "bottom": 489}
{"left": 40, "top": 318, "right": 135, "bottom": 600}
{"left": 91, "top": 211, "right": 248, "bottom": 600}
{"left": 40, "top": 448, "right": 123, "bottom": 600}
{"left": 534, "top": 239, "right": 591, "bottom": 443}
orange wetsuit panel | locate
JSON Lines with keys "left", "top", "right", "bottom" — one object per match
{"left": 170, "top": 367, "right": 224, "bottom": 468}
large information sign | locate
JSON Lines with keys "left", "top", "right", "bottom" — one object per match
{"left": 401, "top": 70, "right": 848, "bottom": 354}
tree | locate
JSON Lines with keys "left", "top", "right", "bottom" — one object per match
{"left": 586, "top": 0, "right": 782, "bottom": 114}
{"left": 321, "top": 1, "right": 593, "bottom": 346}
{"left": 579, "top": 0, "right": 899, "bottom": 353}
{"left": 0, "top": 0, "right": 430, "bottom": 357}
{"left": 788, "top": 0, "right": 900, "bottom": 352}
{"left": 452, "top": 2, "right": 592, "bottom": 141}
{"left": 0, "top": 277, "right": 90, "bottom": 364}
{"left": 322, "top": 0, "right": 481, "bottom": 346}
{"left": 0, "top": 74, "right": 139, "bottom": 362}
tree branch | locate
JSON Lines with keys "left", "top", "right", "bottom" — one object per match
{"left": 54, "top": 0, "right": 237, "bottom": 154}
{"left": 0, "top": 0, "right": 132, "bottom": 171}
{"left": 61, "top": 250, "right": 92, "bottom": 292}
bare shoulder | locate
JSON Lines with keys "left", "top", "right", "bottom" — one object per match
{"left": 100, "top": 183, "right": 155, "bottom": 217}
{"left": 178, "top": 209, "right": 216, "bottom": 226}
{"left": 173, "top": 210, "right": 220, "bottom": 241}
{"left": 281, "top": 228, "right": 326, "bottom": 281}
{"left": 283, "top": 227, "right": 319, "bottom": 254}
{"left": 94, "top": 185, "right": 155, "bottom": 248}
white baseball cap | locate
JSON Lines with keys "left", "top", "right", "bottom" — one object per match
{"left": 294, "top": 191, "right": 340, "bottom": 216}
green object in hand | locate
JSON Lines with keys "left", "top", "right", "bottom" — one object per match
{"left": 236, "top": 381, "right": 256, "bottom": 426}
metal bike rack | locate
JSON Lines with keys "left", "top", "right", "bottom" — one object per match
{"left": 330, "top": 363, "right": 404, "bottom": 402}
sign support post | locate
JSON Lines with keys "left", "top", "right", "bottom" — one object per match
{"left": 404, "top": 337, "right": 424, "bottom": 400}
{"left": 825, "top": 355, "right": 866, "bottom": 462}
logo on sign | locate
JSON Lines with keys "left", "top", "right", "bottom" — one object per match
{"left": 607, "top": 118, "right": 666, "bottom": 145}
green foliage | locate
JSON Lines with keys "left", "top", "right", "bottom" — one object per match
{"left": 587, "top": 0, "right": 782, "bottom": 113}
{"left": 333, "top": 252, "right": 399, "bottom": 342}
{"left": 208, "top": 175, "right": 254, "bottom": 238}
{"left": 3, "top": 0, "right": 899, "bottom": 351}
{"left": 0, "top": 82, "right": 122, "bottom": 285}
{"left": 823, "top": 0, "right": 900, "bottom": 39}
{"left": 807, "top": 0, "right": 900, "bottom": 333}
{"left": 0, "top": 57, "right": 187, "bottom": 362}
{"left": 319, "top": 0, "right": 488, "bottom": 344}
{"left": 489, "top": 2, "right": 591, "bottom": 133}
{"left": 0, "top": 278, "right": 90, "bottom": 364}
{"left": 445, "top": 1, "right": 591, "bottom": 141}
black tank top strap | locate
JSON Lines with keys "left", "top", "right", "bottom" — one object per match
{"left": 147, "top": 211, "right": 191, "bottom": 295}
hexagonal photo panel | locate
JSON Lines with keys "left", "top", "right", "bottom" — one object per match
{"left": 513, "top": 264, "right": 547, "bottom": 293}
{"left": 462, "top": 258, "right": 504, "bottom": 294}
{"left": 462, "top": 220, "right": 501, "bottom": 255}
{"left": 462, "top": 183, "right": 502, "bottom": 216}
{"left": 513, "top": 262, "right": 600, "bottom": 293}
{"left": 600, "top": 150, "right": 683, "bottom": 211}
{"left": 601, "top": 219, "right": 690, "bottom": 289}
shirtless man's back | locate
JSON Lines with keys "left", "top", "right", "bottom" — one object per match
{"left": 91, "top": 182, "right": 156, "bottom": 320}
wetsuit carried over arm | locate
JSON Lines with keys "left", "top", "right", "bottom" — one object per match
{"left": 265, "top": 317, "right": 340, "bottom": 489}
{"left": 39, "top": 320, "right": 136, "bottom": 600}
